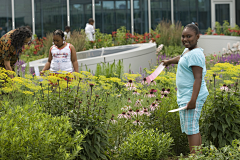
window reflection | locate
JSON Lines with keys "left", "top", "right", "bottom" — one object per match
{"left": 237, "top": 0, "right": 240, "bottom": 27}
{"left": 151, "top": 0, "right": 171, "bottom": 30}
{"left": 35, "top": 0, "right": 67, "bottom": 37}
{"left": 174, "top": 0, "right": 211, "bottom": 33}
{"left": 134, "top": 0, "right": 148, "bottom": 34}
{"left": 0, "top": 0, "right": 12, "bottom": 36}
{"left": 95, "top": 0, "right": 131, "bottom": 33}
{"left": 70, "top": 0, "right": 92, "bottom": 31}
{"left": 15, "top": 0, "right": 32, "bottom": 30}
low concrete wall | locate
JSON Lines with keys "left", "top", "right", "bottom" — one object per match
{"left": 198, "top": 35, "right": 240, "bottom": 55}
{"left": 26, "top": 43, "right": 157, "bottom": 74}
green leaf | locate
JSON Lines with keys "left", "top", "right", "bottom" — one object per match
{"left": 211, "top": 131, "right": 217, "bottom": 140}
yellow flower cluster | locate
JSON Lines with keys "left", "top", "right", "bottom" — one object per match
{"left": 206, "top": 63, "right": 240, "bottom": 85}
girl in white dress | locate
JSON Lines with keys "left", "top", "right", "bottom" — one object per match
{"left": 41, "top": 29, "right": 78, "bottom": 74}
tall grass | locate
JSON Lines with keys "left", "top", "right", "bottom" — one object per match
{"left": 66, "top": 29, "right": 86, "bottom": 52}
{"left": 153, "top": 20, "right": 183, "bottom": 46}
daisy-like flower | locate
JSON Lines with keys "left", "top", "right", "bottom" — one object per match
{"left": 139, "top": 109, "right": 151, "bottom": 116}
{"left": 133, "top": 120, "right": 143, "bottom": 125}
{"left": 110, "top": 118, "right": 117, "bottom": 124}
{"left": 154, "top": 99, "right": 161, "bottom": 104}
{"left": 121, "top": 105, "right": 131, "bottom": 111}
{"left": 161, "top": 94, "right": 168, "bottom": 98}
{"left": 164, "top": 88, "right": 170, "bottom": 94}
{"left": 135, "top": 99, "right": 142, "bottom": 106}
{"left": 141, "top": 78, "right": 148, "bottom": 85}
{"left": 128, "top": 109, "right": 137, "bottom": 116}
{"left": 150, "top": 80, "right": 156, "bottom": 86}
{"left": 127, "top": 98, "right": 132, "bottom": 103}
{"left": 220, "top": 84, "right": 229, "bottom": 91}
{"left": 133, "top": 91, "right": 140, "bottom": 95}
{"left": 118, "top": 112, "right": 130, "bottom": 119}
{"left": 149, "top": 103, "right": 158, "bottom": 111}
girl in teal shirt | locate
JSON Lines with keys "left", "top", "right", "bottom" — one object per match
{"left": 162, "top": 22, "right": 209, "bottom": 154}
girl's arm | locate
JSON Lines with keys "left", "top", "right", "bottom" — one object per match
{"left": 70, "top": 44, "right": 79, "bottom": 73}
{"left": 41, "top": 49, "right": 52, "bottom": 72}
{"left": 187, "top": 66, "right": 202, "bottom": 109}
{"left": 162, "top": 56, "right": 180, "bottom": 66}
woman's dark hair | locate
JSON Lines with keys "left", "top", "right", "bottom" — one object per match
{"left": 65, "top": 26, "right": 70, "bottom": 31}
{"left": 184, "top": 22, "right": 199, "bottom": 35}
{"left": 53, "top": 29, "right": 64, "bottom": 39}
{"left": 88, "top": 18, "right": 94, "bottom": 23}
{"left": 10, "top": 26, "right": 32, "bottom": 49}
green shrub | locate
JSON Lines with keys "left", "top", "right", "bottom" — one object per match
{"left": 119, "top": 128, "right": 174, "bottom": 160}
{"left": 153, "top": 20, "right": 182, "bottom": 46}
{"left": 161, "top": 45, "right": 185, "bottom": 56}
{"left": 215, "top": 21, "right": 222, "bottom": 35}
{"left": 222, "top": 20, "right": 230, "bottom": 35}
{"left": 179, "top": 139, "right": 240, "bottom": 160}
{"left": 200, "top": 90, "right": 240, "bottom": 148}
{"left": 0, "top": 102, "right": 86, "bottom": 160}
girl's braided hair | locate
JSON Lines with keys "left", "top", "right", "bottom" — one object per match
{"left": 184, "top": 22, "right": 200, "bottom": 35}
{"left": 10, "top": 26, "right": 32, "bottom": 50}
{"left": 53, "top": 29, "right": 64, "bottom": 39}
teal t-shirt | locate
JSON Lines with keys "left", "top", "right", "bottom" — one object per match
{"left": 176, "top": 48, "right": 209, "bottom": 105}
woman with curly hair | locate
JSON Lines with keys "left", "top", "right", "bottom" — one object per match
{"left": 0, "top": 26, "right": 32, "bottom": 78}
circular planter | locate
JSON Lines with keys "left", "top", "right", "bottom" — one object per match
{"left": 198, "top": 35, "right": 240, "bottom": 55}
{"left": 25, "top": 43, "right": 157, "bottom": 74}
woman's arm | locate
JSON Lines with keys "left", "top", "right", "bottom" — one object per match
{"left": 70, "top": 44, "right": 79, "bottom": 73}
{"left": 187, "top": 66, "right": 202, "bottom": 109}
{"left": 41, "top": 48, "right": 52, "bottom": 72}
{"left": 4, "top": 60, "right": 13, "bottom": 78}
{"left": 162, "top": 56, "right": 180, "bottom": 66}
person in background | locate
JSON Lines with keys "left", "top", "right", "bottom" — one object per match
{"left": 0, "top": 27, "right": 32, "bottom": 78}
{"left": 85, "top": 18, "right": 95, "bottom": 41}
{"left": 162, "top": 22, "right": 209, "bottom": 154}
{"left": 41, "top": 29, "right": 78, "bottom": 74}
{"left": 64, "top": 26, "right": 71, "bottom": 40}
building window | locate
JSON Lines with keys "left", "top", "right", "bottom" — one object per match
{"left": 134, "top": 0, "right": 148, "bottom": 34}
{"left": 95, "top": 0, "right": 131, "bottom": 33}
{"left": 151, "top": 0, "right": 171, "bottom": 30}
{"left": 0, "top": 0, "right": 12, "bottom": 36}
{"left": 35, "top": 0, "right": 67, "bottom": 37}
{"left": 236, "top": 0, "right": 240, "bottom": 27}
{"left": 174, "top": 0, "right": 211, "bottom": 33}
{"left": 14, "top": 0, "right": 32, "bottom": 31}
{"left": 70, "top": 0, "right": 92, "bottom": 31}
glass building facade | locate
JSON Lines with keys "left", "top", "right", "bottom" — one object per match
{"left": 0, "top": 0, "right": 238, "bottom": 37}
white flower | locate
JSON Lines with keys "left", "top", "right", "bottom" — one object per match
{"left": 227, "top": 43, "right": 231, "bottom": 50}
{"left": 156, "top": 44, "right": 164, "bottom": 52}
{"left": 233, "top": 43, "right": 238, "bottom": 48}
{"left": 222, "top": 48, "right": 227, "bottom": 53}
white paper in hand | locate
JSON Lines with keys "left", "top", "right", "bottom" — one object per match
{"left": 168, "top": 106, "right": 187, "bottom": 112}
{"left": 146, "top": 63, "right": 165, "bottom": 84}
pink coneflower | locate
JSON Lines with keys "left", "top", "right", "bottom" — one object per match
{"left": 150, "top": 80, "right": 156, "bottom": 86}
{"left": 149, "top": 89, "right": 157, "bottom": 93}
{"left": 149, "top": 103, "right": 158, "bottom": 111}
{"left": 110, "top": 118, "right": 117, "bottom": 124}
{"left": 163, "top": 88, "right": 170, "bottom": 94}
{"left": 132, "top": 91, "right": 140, "bottom": 95}
{"left": 220, "top": 84, "right": 229, "bottom": 91}
{"left": 118, "top": 112, "right": 130, "bottom": 119}
{"left": 135, "top": 99, "right": 142, "bottom": 106}
{"left": 147, "top": 94, "right": 156, "bottom": 98}
{"left": 121, "top": 105, "right": 131, "bottom": 111}
{"left": 133, "top": 120, "right": 143, "bottom": 125}
{"left": 89, "top": 83, "right": 95, "bottom": 87}
{"left": 139, "top": 109, "right": 151, "bottom": 116}
{"left": 141, "top": 78, "right": 148, "bottom": 85}
{"left": 154, "top": 99, "right": 161, "bottom": 104}
{"left": 128, "top": 109, "right": 137, "bottom": 116}
{"left": 125, "top": 80, "right": 135, "bottom": 87}
{"left": 127, "top": 98, "right": 132, "bottom": 103}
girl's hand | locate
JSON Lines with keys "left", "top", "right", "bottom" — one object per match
{"left": 40, "top": 71, "right": 44, "bottom": 76}
{"left": 186, "top": 100, "right": 196, "bottom": 110}
{"left": 161, "top": 60, "right": 170, "bottom": 67}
